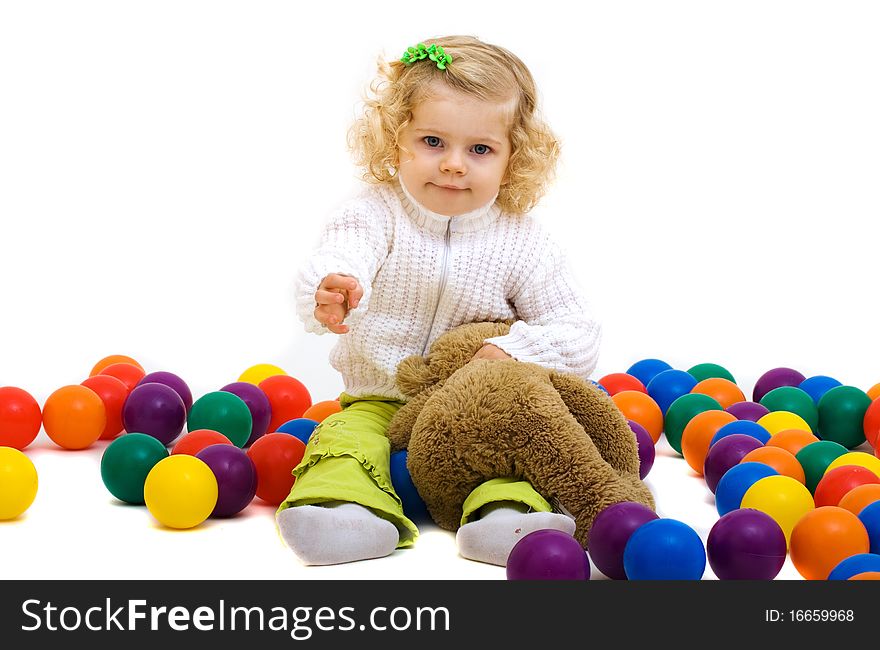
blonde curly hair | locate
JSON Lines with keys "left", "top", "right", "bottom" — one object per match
{"left": 347, "top": 35, "right": 560, "bottom": 215}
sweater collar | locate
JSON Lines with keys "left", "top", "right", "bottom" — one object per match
{"left": 394, "top": 176, "right": 500, "bottom": 234}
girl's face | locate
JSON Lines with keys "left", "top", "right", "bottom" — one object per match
{"left": 398, "top": 82, "right": 512, "bottom": 216}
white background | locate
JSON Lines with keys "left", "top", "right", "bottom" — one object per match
{"left": 1, "top": 1, "right": 878, "bottom": 581}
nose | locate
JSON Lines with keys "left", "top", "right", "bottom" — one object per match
{"left": 440, "top": 149, "right": 466, "bottom": 175}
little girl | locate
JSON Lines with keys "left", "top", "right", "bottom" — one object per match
{"left": 276, "top": 35, "right": 602, "bottom": 566}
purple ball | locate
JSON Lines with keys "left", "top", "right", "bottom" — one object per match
{"left": 752, "top": 367, "right": 807, "bottom": 403}
{"left": 136, "top": 371, "right": 193, "bottom": 413}
{"left": 506, "top": 530, "right": 591, "bottom": 580}
{"left": 221, "top": 382, "right": 272, "bottom": 446}
{"left": 587, "top": 501, "right": 659, "bottom": 580}
{"left": 123, "top": 382, "right": 186, "bottom": 446}
{"left": 707, "top": 509, "right": 787, "bottom": 580}
{"left": 628, "top": 419, "right": 655, "bottom": 479}
{"left": 703, "top": 433, "right": 765, "bottom": 493}
{"left": 196, "top": 444, "right": 257, "bottom": 517}
{"left": 725, "top": 401, "right": 770, "bottom": 422}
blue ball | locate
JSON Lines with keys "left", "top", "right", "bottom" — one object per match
{"left": 275, "top": 418, "right": 319, "bottom": 446}
{"left": 589, "top": 380, "right": 609, "bottom": 395}
{"left": 715, "top": 462, "right": 779, "bottom": 516}
{"left": 626, "top": 358, "right": 673, "bottom": 388}
{"left": 799, "top": 375, "right": 843, "bottom": 405}
{"left": 623, "top": 518, "right": 706, "bottom": 580}
{"left": 858, "top": 501, "right": 880, "bottom": 554}
{"left": 390, "top": 450, "right": 430, "bottom": 521}
{"left": 646, "top": 369, "right": 697, "bottom": 414}
{"left": 709, "top": 420, "right": 772, "bottom": 449}
{"left": 827, "top": 553, "right": 880, "bottom": 580}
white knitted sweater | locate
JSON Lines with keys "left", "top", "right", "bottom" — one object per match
{"left": 295, "top": 177, "right": 601, "bottom": 401}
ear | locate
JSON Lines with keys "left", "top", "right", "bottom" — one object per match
{"left": 396, "top": 355, "right": 440, "bottom": 397}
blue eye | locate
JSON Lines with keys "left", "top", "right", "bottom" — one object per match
{"left": 472, "top": 144, "right": 491, "bottom": 155}
{"left": 424, "top": 136, "right": 441, "bottom": 147}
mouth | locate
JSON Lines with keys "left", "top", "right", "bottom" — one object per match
{"left": 433, "top": 183, "right": 467, "bottom": 191}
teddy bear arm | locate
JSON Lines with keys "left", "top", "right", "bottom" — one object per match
{"left": 386, "top": 388, "right": 439, "bottom": 452}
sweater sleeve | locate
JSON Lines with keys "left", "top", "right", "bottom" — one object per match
{"left": 483, "top": 231, "right": 602, "bottom": 378}
{"left": 295, "top": 196, "right": 391, "bottom": 335}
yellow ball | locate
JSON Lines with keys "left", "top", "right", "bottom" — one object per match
{"left": 144, "top": 455, "right": 218, "bottom": 529}
{"left": 742, "top": 475, "right": 815, "bottom": 546}
{"left": 825, "top": 452, "right": 880, "bottom": 479}
{"left": 238, "top": 363, "right": 287, "bottom": 386}
{"left": 0, "top": 446, "right": 38, "bottom": 520}
{"left": 758, "top": 410, "right": 812, "bottom": 436}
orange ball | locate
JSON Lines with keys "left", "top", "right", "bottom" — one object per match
{"left": 868, "top": 383, "right": 880, "bottom": 401}
{"left": 741, "top": 446, "right": 805, "bottom": 484}
{"left": 790, "top": 506, "right": 869, "bottom": 580}
{"left": 171, "top": 429, "right": 234, "bottom": 456}
{"left": 681, "top": 410, "right": 737, "bottom": 475}
{"left": 81, "top": 374, "right": 129, "bottom": 440}
{"left": 598, "top": 373, "right": 646, "bottom": 396}
{"left": 814, "top": 465, "right": 880, "bottom": 508}
{"left": 690, "top": 378, "right": 745, "bottom": 409}
{"left": 98, "top": 362, "right": 146, "bottom": 393}
{"left": 301, "top": 400, "right": 342, "bottom": 423}
{"left": 849, "top": 571, "right": 880, "bottom": 580}
{"left": 43, "top": 385, "right": 106, "bottom": 450}
{"left": 765, "top": 428, "right": 820, "bottom": 457}
{"left": 863, "top": 397, "right": 880, "bottom": 448}
{"left": 90, "top": 355, "right": 144, "bottom": 377}
{"left": 611, "top": 390, "right": 663, "bottom": 444}
{"left": 259, "top": 375, "right": 312, "bottom": 433}
{"left": 838, "top": 484, "right": 880, "bottom": 516}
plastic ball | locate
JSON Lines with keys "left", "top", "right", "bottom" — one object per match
{"left": 137, "top": 371, "right": 193, "bottom": 413}
{"left": 598, "top": 373, "right": 646, "bottom": 396}
{"left": 143, "top": 455, "right": 218, "bottom": 529}
{"left": 741, "top": 475, "right": 815, "bottom": 546}
{"left": 188, "top": 391, "right": 253, "bottom": 448}
{"left": 0, "top": 386, "right": 42, "bottom": 450}
{"left": 715, "top": 462, "right": 779, "bottom": 516}
{"left": 765, "top": 428, "right": 820, "bottom": 457}
{"left": 707, "top": 509, "right": 787, "bottom": 580}
{"left": 587, "top": 501, "right": 659, "bottom": 580}
{"left": 814, "top": 465, "right": 880, "bottom": 508}
{"left": 122, "top": 382, "right": 187, "bottom": 446}
{"left": 864, "top": 398, "right": 880, "bottom": 448}
{"left": 690, "top": 378, "right": 745, "bottom": 409}
{"left": 740, "top": 446, "right": 805, "bottom": 484}
{"left": 647, "top": 369, "right": 698, "bottom": 415}
{"left": 238, "top": 363, "right": 287, "bottom": 386}
{"left": 246, "top": 432, "right": 306, "bottom": 505}
{"left": 725, "top": 401, "right": 770, "bottom": 422}
{"left": 98, "top": 362, "right": 146, "bottom": 393}
{"left": 507, "top": 530, "right": 590, "bottom": 580}
{"left": 42, "top": 384, "right": 106, "bottom": 450}
{"left": 100, "top": 433, "right": 169, "bottom": 504}
{"left": 626, "top": 358, "right": 672, "bottom": 388}
{"left": 686, "top": 362, "right": 736, "bottom": 383}
{"left": 89, "top": 354, "right": 143, "bottom": 377}
{"left": 857, "top": 501, "right": 880, "bottom": 554}
{"left": 760, "top": 386, "right": 819, "bottom": 434}
{"left": 301, "top": 400, "right": 343, "bottom": 423}
{"left": 220, "top": 382, "right": 272, "bottom": 446}
{"left": 81, "top": 374, "right": 128, "bottom": 441}
{"left": 0, "top": 446, "right": 38, "bottom": 519}
{"left": 825, "top": 452, "right": 880, "bottom": 481}
{"left": 709, "top": 420, "right": 771, "bottom": 449}
{"left": 276, "top": 418, "right": 320, "bottom": 446}
{"left": 682, "top": 410, "right": 737, "bottom": 475}
{"left": 623, "top": 518, "right": 706, "bottom": 580}
{"left": 704, "top": 434, "right": 765, "bottom": 495}
{"left": 799, "top": 375, "right": 843, "bottom": 405}
{"left": 259, "top": 375, "right": 312, "bottom": 434}
{"left": 752, "top": 367, "right": 806, "bottom": 403}
{"left": 817, "top": 386, "right": 871, "bottom": 449}
{"left": 796, "top": 440, "right": 849, "bottom": 493}
{"left": 664, "top": 393, "right": 723, "bottom": 456}
{"left": 827, "top": 553, "right": 880, "bottom": 580}
{"left": 610, "top": 390, "right": 663, "bottom": 444}
{"left": 389, "top": 450, "right": 429, "bottom": 521}
{"left": 629, "top": 420, "right": 655, "bottom": 479}
{"left": 196, "top": 444, "right": 257, "bottom": 517}
{"left": 171, "top": 429, "right": 234, "bottom": 456}
{"left": 869, "top": 383, "right": 880, "bottom": 401}
{"left": 757, "top": 410, "right": 812, "bottom": 436}
{"left": 790, "top": 506, "right": 870, "bottom": 579}
{"left": 839, "top": 484, "right": 880, "bottom": 516}
{"left": 849, "top": 571, "right": 880, "bottom": 579}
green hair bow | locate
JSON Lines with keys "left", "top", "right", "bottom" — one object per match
{"left": 400, "top": 42, "right": 452, "bottom": 70}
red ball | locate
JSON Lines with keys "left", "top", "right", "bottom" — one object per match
{"left": 598, "top": 373, "right": 647, "bottom": 396}
{"left": 864, "top": 398, "right": 880, "bottom": 448}
{"left": 246, "top": 432, "right": 306, "bottom": 505}
{"left": 171, "top": 429, "right": 234, "bottom": 456}
{"left": 0, "top": 386, "right": 42, "bottom": 450}
{"left": 98, "top": 362, "right": 146, "bottom": 393}
{"left": 81, "top": 374, "right": 129, "bottom": 440}
{"left": 258, "top": 375, "right": 312, "bottom": 433}
{"left": 814, "top": 465, "right": 880, "bottom": 508}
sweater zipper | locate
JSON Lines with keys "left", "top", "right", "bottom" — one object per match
{"left": 422, "top": 221, "right": 452, "bottom": 355}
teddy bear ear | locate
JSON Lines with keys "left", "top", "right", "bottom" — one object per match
{"left": 396, "top": 355, "right": 440, "bottom": 396}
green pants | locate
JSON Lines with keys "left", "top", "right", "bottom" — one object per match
{"left": 277, "top": 394, "right": 554, "bottom": 548}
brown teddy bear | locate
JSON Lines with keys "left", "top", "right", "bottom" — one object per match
{"left": 387, "top": 321, "right": 655, "bottom": 548}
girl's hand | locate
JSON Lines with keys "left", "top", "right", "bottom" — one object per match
{"left": 314, "top": 273, "right": 364, "bottom": 334}
{"left": 470, "top": 344, "right": 513, "bottom": 361}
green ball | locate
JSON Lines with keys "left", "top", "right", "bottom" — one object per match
{"left": 795, "top": 439, "right": 849, "bottom": 493}
{"left": 817, "top": 385, "right": 871, "bottom": 449}
{"left": 760, "top": 386, "right": 819, "bottom": 434}
{"left": 100, "top": 433, "right": 169, "bottom": 504}
{"left": 663, "top": 393, "right": 722, "bottom": 456}
{"left": 187, "top": 391, "right": 253, "bottom": 448}
{"left": 686, "top": 363, "right": 736, "bottom": 384}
